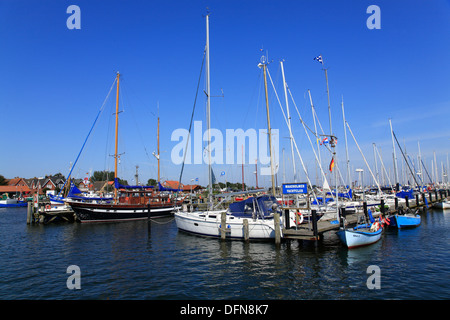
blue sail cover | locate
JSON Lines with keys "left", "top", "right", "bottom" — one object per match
{"left": 157, "top": 182, "right": 182, "bottom": 192}
{"left": 396, "top": 189, "right": 414, "bottom": 199}
{"left": 114, "top": 178, "right": 154, "bottom": 190}
{"left": 228, "top": 195, "right": 279, "bottom": 218}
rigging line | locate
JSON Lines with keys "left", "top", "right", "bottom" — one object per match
{"left": 177, "top": 48, "right": 207, "bottom": 188}
{"left": 58, "top": 77, "right": 117, "bottom": 196}
{"left": 346, "top": 121, "right": 383, "bottom": 195}
{"left": 284, "top": 82, "right": 335, "bottom": 203}
{"left": 392, "top": 131, "right": 420, "bottom": 188}
{"left": 265, "top": 68, "right": 321, "bottom": 204}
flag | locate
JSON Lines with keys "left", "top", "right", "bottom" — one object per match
{"left": 195, "top": 177, "right": 199, "bottom": 182}
{"left": 329, "top": 158, "right": 335, "bottom": 172}
{"left": 320, "top": 137, "right": 328, "bottom": 145}
{"left": 220, "top": 171, "right": 225, "bottom": 176}
{"left": 314, "top": 55, "right": 323, "bottom": 65}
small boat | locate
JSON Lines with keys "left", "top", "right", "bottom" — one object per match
{"left": 432, "top": 199, "right": 450, "bottom": 209}
{"left": 387, "top": 207, "right": 421, "bottom": 228}
{"left": 337, "top": 221, "right": 383, "bottom": 249}
{"left": 0, "top": 196, "right": 27, "bottom": 208}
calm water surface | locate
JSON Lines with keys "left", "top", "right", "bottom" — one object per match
{"left": 0, "top": 207, "right": 449, "bottom": 300}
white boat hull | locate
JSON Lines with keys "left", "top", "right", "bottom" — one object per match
{"left": 175, "top": 210, "right": 281, "bottom": 240}
{"left": 337, "top": 225, "right": 382, "bottom": 249}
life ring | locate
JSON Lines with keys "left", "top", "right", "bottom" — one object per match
{"left": 45, "top": 204, "right": 51, "bottom": 210}
{"left": 370, "top": 221, "right": 381, "bottom": 232}
{"left": 294, "top": 211, "right": 304, "bottom": 225}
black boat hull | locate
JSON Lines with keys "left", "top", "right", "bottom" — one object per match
{"left": 69, "top": 202, "right": 180, "bottom": 223}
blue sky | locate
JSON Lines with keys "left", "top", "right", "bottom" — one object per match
{"left": 1, "top": 0, "right": 449, "bottom": 188}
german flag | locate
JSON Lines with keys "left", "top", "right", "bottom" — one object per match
{"left": 329, "top": 158, "right": 335, "bottom": 172}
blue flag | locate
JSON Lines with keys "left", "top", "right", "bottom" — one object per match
{"left": 314, "top": 55, "right": 323, "bottom": 65}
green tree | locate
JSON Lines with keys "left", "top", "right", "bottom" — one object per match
{"left": 0, "top": 175, "right": 7, "bottom": 185}
{"left": 147, "top": 178, "right": 157, "bottom": 186}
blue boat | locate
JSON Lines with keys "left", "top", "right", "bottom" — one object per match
{"left": 337, "top": 222, "right": 383, "bottom": 249}
{"left": 0, "top": 198, "right": 27, "bottom": 208}
{"left": 387, "top": 208, "right": 421, "bottom": 229}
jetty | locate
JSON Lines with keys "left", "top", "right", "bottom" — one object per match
{"left": 281, "top": 189, "right": 449, "bottom": 241}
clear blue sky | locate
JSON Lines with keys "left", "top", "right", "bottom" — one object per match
{"left": 1, "top": 0, "right": 449, "bottom": 188}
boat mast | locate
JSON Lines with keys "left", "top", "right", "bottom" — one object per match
{"left": 114, "top": 72, "right": 120, "bottom": 204}
{"left": 389, "top": 118, "right": 399, "bottom": 190}
{"left": 280, "top": 60, "right": 297, "bottom": 182}
{"left": 205, "top": 12, "right": 213, "bottom": 206}
{"left": 341, "top": 96, "right": 351, "bottom": 188}
{"left": 157, "top": 115, "right": 160, "bottom": 183}
{"left": 259, "top": 58, "right": 276, "bottom": 196}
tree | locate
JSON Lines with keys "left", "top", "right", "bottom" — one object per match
{"left": 0, "top": 175, "right": 7, "bottom": 185}
{"left": 147, "top": 178, "right": 157, "bottom": 186}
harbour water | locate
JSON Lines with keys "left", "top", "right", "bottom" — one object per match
{"left": 0, "top": 206, "right": 449, "bottom": 301}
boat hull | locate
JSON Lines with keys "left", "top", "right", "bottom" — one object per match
{"left": 387, "top": 214, "right": 421, "bottom": 229}
{"left": 69, "top": 201, "right": 179, "bottom": 223}
{"left": 337, "top": 225, "right": 382, "bottom": 249}
{"left": 432, "top": 201, "right": 450, "bottom": 209}
{"left": 175, "top": 210, "right": 279, "bottom": 240}
{"left": 0, "top": 199, "right": 27, "bottom": 207}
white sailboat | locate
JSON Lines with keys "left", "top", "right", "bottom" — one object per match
{"left": 175, "top": 14, "right": 286, "bottom": 240}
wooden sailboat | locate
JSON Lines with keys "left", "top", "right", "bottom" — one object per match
{"left": 68, "top": 73, "right": 183, "bottom": 223}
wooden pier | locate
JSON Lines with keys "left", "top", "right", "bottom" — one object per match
{"left": 280, "top": 190, "right": 449, "bottom": 242}
{"left": 26, "top": 201, "right": 75, "bottom": 225}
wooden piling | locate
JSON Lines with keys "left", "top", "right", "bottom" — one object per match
{"left": 26, "top": 202, "right": 32, "bottom": 224}
{"left": 243, "top": 219, "right": 249, "bottom": 241}
{"left": 405, "top": 195, "right": 409, "bottom": 208}
{"left": 415, "top": 194, "right": 419, "bottom": 207}
{"left": 395, "top": 197, "right": 398, "bottom": 210}
{"left": 312, "top": 209, "right": 318, "bottom": 238}
{"left": 274, "top": 212, "right": 281, "bottom": 244}
{"left": 220, "top": 211, "right": 227, "bottom": 240}
{"left": 284, "top": 209, "right": 290, "bottom": 229}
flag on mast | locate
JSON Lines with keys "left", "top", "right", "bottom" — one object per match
{"left": 314, "top": 55, "right": 323, "bottom": 65}
{"left": 329, "top": 158, "right": 335, "bottom": 172}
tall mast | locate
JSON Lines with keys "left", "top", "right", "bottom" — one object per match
{"left": 114, "top": 72, "right": 120, "bottom": 203}
{"left": 259, "top": 59, "right": 276, "bottom": 196}
{"left": 323, "top": 59, "right": 332, "bottom": 137}
{"left": 341, "top": 96, "right": 351, "bottom": 187}
{"left": 280, "top": 60, "right": 297, "bottom": 182}
{"left": 157, "top": 115, "right": 160, "bottom": 183}
{"left": 389, "top": 118, "right": 399, "bottom": 189}
{"left": 205, "top": 12, "right": 212, "bottom": 205}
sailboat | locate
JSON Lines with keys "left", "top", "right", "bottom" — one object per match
{"left": 175, "top": 14, "right": 288, "bottom": 240}
{"left": 67, "top": 73, "right": 183, "bottom": 223}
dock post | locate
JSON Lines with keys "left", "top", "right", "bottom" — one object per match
{"left": 434, "top": 190, "right": 438, "bottom": 201}
{"left": 405, "top": 195, "right": 409, "bottom": 208}
{"left": 312, "top": 209, "right": 318, "bottom": 237}
{"left": 243, "top": 219, "right": 249, "bottom": 241}
{"left": 274, "top": 212, "right": 281, "bottom": 245}
{"left": 395, "top": 197, "right": 398, "bottom": 210}
{"left": 26, "top": 202, "right": 32, "bottom": 224}
{"left": 429, "top": 192, "right": 432, "bottom": 202}
{"left": 284, "top": 209, "right": 290, "bottom": 229}
{"left": 380, "top": 199, "right": 385, "bottom": 215}
{"left": 363, "top": 201, "right": 368, "bottom": 221}
{"left": 220, "top": 211, "right": 227, "bottom": 240}
{"left": 415, "top": 194, "right": 419, "bottom": 208}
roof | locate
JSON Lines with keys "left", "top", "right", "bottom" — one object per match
{"left": 163, "top": 180, "right": 183, "bottom": 189}
{"left": 182, "top": 184, "right": 203, "bottom": 191}
{"left": 0, "top": 185, "right": 32, "bottom": 193}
